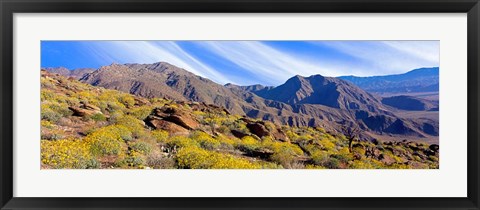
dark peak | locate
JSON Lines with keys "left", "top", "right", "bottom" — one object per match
{"left": 306, "top": 74, "right": 325, "bottom": 79}
{"left": 285, "top": 75, "right": 306, "bottom": 83}
{"left": 305, "top": 74, "right": 330, "bottom": 83}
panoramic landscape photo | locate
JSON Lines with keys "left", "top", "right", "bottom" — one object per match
{"left": 40, "top": 41, "right": 439, "bottom": 169}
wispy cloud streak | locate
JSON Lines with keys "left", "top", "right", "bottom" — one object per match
{"left": 85, "top": 41, "right": 232, "bottom": 84}
{"left": 44, "top": 40, "right": 439, "bottom": 86}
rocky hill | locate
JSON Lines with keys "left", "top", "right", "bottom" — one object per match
{"left": 71, "top": 62, "right": 438, "bottom": 142}
{"left": 40, "top": 70, "right": 439, "bottom": 169}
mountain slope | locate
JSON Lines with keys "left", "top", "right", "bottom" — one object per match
{"left": 382, "top": 95, "right": 439, "bottom": 111}
{"left": 338, "top": 67, "right": 439, "bottom": 94}
{"left": 253, "top": 74, "right": 387, "bottom": 113}
{"left": 47, "top": 62, "right": 438, "bottom": 142}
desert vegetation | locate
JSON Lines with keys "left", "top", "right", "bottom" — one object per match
{"left": 40, "top": 70, "right": 439, "bottom": 169}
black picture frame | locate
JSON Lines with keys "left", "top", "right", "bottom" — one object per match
{"left": 1, "top": 0, "right": 479, "bottom": 209}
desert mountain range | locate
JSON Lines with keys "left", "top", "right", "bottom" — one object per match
{"left": 43, "top": 62, "right": 439, "bottom": 143}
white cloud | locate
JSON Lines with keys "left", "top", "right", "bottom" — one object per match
{"left": 196, "top": 41, "right": 341, "bottom": 85}
{"left": 316, "top": 41, "right": 439, "bottom": 76}
{"left": 86, "top": 41, "right": 232, "bottom": 84}
{"left": 82, "top": 40, "right": 440, "bottom": 86}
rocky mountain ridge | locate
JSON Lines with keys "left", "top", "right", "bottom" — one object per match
{"left": 44, "top": 62, "right": 439, "bottom": 143}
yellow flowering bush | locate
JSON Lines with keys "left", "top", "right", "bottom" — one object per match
{"left": 310, "top": 150, "right": 330, "bottom": 166}
{"left": 266, "top": 142, "right": 304, "bottom": 168}
{"left": 41, "top": 139, "right": 98, "bottom": 169}
{"left": 130, "top": 106, "right": 154, "bottom": 120}
{"left": 317, "top": 138, "right": 336, "bottom": 151}
{"left": 41, "top": 120, "right": 54, "bottom": 129}
{"left": 175, "top": 147, "right": 260, "bottom": 169}
{"left": 235, "top": 136, "right": 262, "bottom": 153}
{"left": 114, "top": 115, "right": 145, "bottom": 138}
{"left": 190, "top": 131, "right": 221, "bottom": 150}
{"left": 84, "top": 125, "right": 129, "bottom": 156}
{"left": 151, "top": 130, "right": 169, "bottom": 143}
{"left": 166, "top": 136, "right": 199, "bottom": 149}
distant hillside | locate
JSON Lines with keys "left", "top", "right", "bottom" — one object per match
{"left": 338, "top": 67, "right": 439, "bottom": 94}
{"left": 382, "top": 95, "right": 439, "bottom": 111}
{"left": 43, "top": 67, "right": 96, "bottom": 79}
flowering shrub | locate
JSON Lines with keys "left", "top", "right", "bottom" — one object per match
{"left": 190, "top": 131, "right": 221, "bottom": 150}
{"left": 130, "top": 106, "right": 154, "bottom": 120}
{"left": 84, "top": 125, "right": 129, "bottom": 156}
{"left": 151, "top": 130, "right": 169, "bottom": 143}
{"left": 175, "top": 147, "right": 260, "bottom": 169}
{"left": 114, "top": 115, "right": 145, "bottom": 138}
{"left": 266, "top": 142, "right": 303, "bottom": 168}
{"left": 166, "top": 136, "right": 199, "bottom": 149}
{"left": 41, "top": 139, "right": 98, "bottom": 169}
{"left": 41, "top": 120, "right": 54, "bottom": 129}
{"left": 235, "top": 136, "right": 262, "bottom": 153}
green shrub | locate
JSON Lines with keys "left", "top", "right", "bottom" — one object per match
{"left": 131, "top": 141, "right": 153, "bottom": 155}
{"left": 123, "top": 151, "right": 145, "bottom": 167}
{"left": 41, "top": 107, "right": 62, "bottom": 122}
{"left": 91, "top": 113, "right": 106, "bottom": 121}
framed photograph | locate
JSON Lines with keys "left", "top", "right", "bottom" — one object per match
{"left": 1, "top": 0, "right": 479, "bottom": 209}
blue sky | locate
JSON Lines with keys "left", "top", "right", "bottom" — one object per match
{"left": 41, "top": 41, "right": 439, "bottom": 86}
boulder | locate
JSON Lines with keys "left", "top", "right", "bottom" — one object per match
{"left": 365, "top": 147, "right": 381, "bottom": 158}
{"left": 378, "top": 154, "right": 396, "bottom": 165}
{"left": 145, "top": 116, "right": 189, "bottom": 135}
{"left": 69, "top": 106, "right": 102, "bottom": 117}
{"left": 247, "top": 148, "right": 274, "bottom": 159}
{"left": 82, "top": 103, "right": 101, "bottom": 112}
{"left": 134, "top": 97, "right": 150, "bottom": 106}
{"left": 246, "top": 122, "right": 270, "bottom": 138}
{"left": 151, "top": 107, "right": 199, "bottom": 130}
{"left": 272, "top": 128, "right": 290, "bottom": 142}
{"left": 231, "top": 129, "right": 249, "bottom": 139}
{"left": 163, "top": 114, "right": 199, "bottom": 130}
{"left": 429, "top": 144, "right": 439, "bottom": 152}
